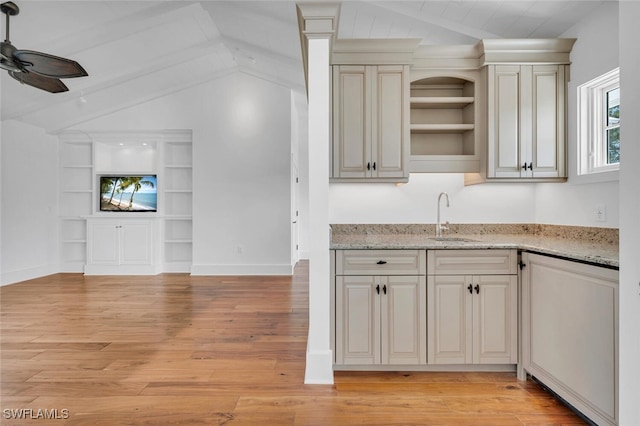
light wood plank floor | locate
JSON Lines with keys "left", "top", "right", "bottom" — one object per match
{"left": 1, "top": 261, "right": 586, "bottom": 425}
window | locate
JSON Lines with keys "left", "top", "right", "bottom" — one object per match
{"left": 578, "top": 68, "right": 620, "bottom": 175}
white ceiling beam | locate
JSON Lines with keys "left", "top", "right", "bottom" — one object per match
{"left": 372, "top": 1, "right": 500, "bottom": 41}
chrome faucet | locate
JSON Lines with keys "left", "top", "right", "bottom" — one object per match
{"left": 436, "top": 192, "right": 450, "bottom": 238}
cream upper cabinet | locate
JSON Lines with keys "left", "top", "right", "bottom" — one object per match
{"left": 487, "top": 64, "right": 567, "bottom": 180}
{"left": 332, "top": 65, "right": 410, "bottom": 182}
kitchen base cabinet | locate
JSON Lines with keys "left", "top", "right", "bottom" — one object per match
{"left": 427, "top": 274, "right": 517, "bottom": 365}
{"left": 335, "top": 275, "right": 426, "bottom": 365}
{"left": 333, "top": 250, "right": 426, "bottom": 367}
{"left": 427, "top": 250, "right": 518, "bottom": 366}
{"left": 521, "top": 252, "right": 618, "bottom": 426}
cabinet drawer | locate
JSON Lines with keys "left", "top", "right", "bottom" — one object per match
{"left": 427, "top": 249, "right": 517, "bottom": 275}
{"left": 336, "top": 250, "right": 426, "bottom": 275}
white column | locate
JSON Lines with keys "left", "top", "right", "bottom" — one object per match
{"left": 304, "top": 35, "right": 333, "bottom": 384}
{"left": 618, "top": 2, "right": 640, "bottom": 424}
{"left": 297, "top": 3, "right": 339, "bottom": 385}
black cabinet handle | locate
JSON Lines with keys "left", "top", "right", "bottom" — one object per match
{"left": 372, "top": 162, "right": 376, "bottom": 171}
{"left": 467, "top": 284, "right": 473, "bottom": 294}
{"left": 383, "top": 285, "right": 387, "bottom": 295}
{"left": 474, "top": 284, "right": 480, "bottom": 294}
{"left": 527, "top": 162, "right": 533, "bottom": 170}
{"left": 518, "top": 260, "right": 527, "bottom": 270}
{"left": 376, "top": 284, "right": 380, "bottom": 295}
{"left": 376, "top": 260, "right": 387, "bottom": 265}
{"left": 522, "top": 163, "right": 527, "bottom": 170}
{"left": 367, "top": 162, "right": 371, "bottom": 171}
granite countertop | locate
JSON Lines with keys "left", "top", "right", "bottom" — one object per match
{"left": 330, "top": 224, "right": 619, "bottom": 269}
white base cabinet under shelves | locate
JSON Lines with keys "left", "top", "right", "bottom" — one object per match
{"left": 521, "top": 252, "right": 618, "bottom": 426}
{"left": 85, "top": 217, "right": 160, "bottom": 275}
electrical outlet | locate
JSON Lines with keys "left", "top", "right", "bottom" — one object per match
{"left": 237, "top": 245, "right": 244, "bottom": 254}
{"left": 595, "top": 204, "right": 607, "bottom": 222}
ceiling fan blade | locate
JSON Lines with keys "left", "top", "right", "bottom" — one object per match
{"left": 14, "top": 50, "right": 87, "bottom": 78}
{"left": 9, "top": 70, "right": 68, "bottom": 93}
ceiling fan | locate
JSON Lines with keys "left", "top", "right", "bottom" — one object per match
{"left": 0, "top": 1, "right": 87, "bottom": 93}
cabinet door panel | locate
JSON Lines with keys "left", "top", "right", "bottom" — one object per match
{"left": 428, "top": 249, "right": 517, "bottom": 276}
{"left": 383, "top": 275, "right": 426, "bottom": 365}
{"left": 374, "top": 65, "right": 408, "bottom": 178}
{"left": 473, "top": 275, "right": 517, "bottom": 364}
{"left": 488, "top": 65, "right": 522, "bottom": 178}
{"left": 337, "top": 249, "right": 425, "bottom": 276}
{"left": 333, "top": 66, "right": 370, "bottom": 178}
{"left": 523, "top": 253, "right": 618, "bottom": 424}
{"left": 336, "top": 276, "right": 380, "bottom": 365}
{"left": 87, "top": 222, "right": 119, "bottom": 265}
{"left": 120, "top": 222, "right": 152, "bottom": 265}
{"left": 532, "top": 65, "right": 565, "bottom": 178}
{"left": 428, "top": 275, "right": 472, "bottom": 364}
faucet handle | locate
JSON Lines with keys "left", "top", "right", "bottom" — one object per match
{"left": 441, "top": 221, "right": 450, "bottom": 233}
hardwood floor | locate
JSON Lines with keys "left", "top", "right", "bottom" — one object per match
{"left": 1, "top": 261, "right": 585, "bottom": 425}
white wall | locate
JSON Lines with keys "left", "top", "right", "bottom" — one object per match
{"left": 1, "top": 120, "right": 59, "bottom": 284}
{"left": 76, "top": 72, "right": 294, "bottom": 275}
{"left": 535, "top": 1, "right": 619, "bottom": 228}
{"left": 331, "top": 174, "right": 536, "bottom": 224}
{"left": 618, "top": 1, "right": 640, "bottom": 423}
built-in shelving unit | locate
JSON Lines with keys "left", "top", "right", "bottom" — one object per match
{"left": 162, "top": 131, "right": 193, "bottom": 272}
{"left": 57, "top": 130, "right": 193, "bottom": 274}
{"left": 409, "top": 75, "right": 480, "bottom": 173}
{"left": 59, "top": 133, "right": 93, "bottom": 271}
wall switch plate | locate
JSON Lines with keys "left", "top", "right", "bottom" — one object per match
{"left": 595, "top": 204, "right": 607, "bottom": 222}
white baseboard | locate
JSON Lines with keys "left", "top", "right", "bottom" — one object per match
{"left": 190, "top": 263, "right": 294, "bottom": 276}
{"left": 304, "top": 348, "right": 334, "bottom": 384}
{"left": 1, "top": 264, "right": 58, "bottom": 286}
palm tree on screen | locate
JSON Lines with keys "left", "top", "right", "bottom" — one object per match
{"left": 127, "top": 177, "right": 155, "bottom": 210}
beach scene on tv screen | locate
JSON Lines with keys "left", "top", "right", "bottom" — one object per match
{"left": 100, "top": 175, "right": 157, "bottom": 212}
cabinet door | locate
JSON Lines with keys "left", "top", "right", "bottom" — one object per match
{"left": 522, "top": 253, "right": 618, "bottom": 426}
{"left": 427, "top": 275, "right": 472, "bottom": 364}
{"left": 530, "top": 65, "right": 566, "bottom": 178}
{"left": 332, "top": 65, "right": 371, "bottom": 178}
{"left": 373, "top": 65, "right": 409, "bottom": 179}
{"left": 487, "top": 65, "right": 523, "bottom": 178}
{"left": 382, "top": 275, "right": 426, "bottom": 365}
{"left": 473, "top": 275, "right": 517, "bottom": 364}
{"left": 119, "top": 221, "right": 153, "bottom": 265}
{"left": 335, "top": 275, "right": 380, "bottom": 365}
{"left": 87, "top": 221, "right": 119, "bottom": 265}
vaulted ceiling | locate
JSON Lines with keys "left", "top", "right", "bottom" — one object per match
{"left": 1, "top": 1, "right": 609, "bottom": 133}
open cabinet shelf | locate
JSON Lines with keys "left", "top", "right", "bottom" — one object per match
{"left": 409, "top": 75, "right": 480, "bottom": 173}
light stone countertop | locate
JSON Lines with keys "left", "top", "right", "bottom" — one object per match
{"left": 330, "top": 224, "right": 619, "bottom": 269}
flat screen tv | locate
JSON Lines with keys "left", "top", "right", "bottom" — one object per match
{"left": 99, "top": 175, "right": 157, "bottom": 212}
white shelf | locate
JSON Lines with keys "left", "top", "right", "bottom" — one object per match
{"left": 410, "top": 96, "right": 474, "bottom": 109}
{"left": 411, "top": 124, "right": 474, "bottom": 134}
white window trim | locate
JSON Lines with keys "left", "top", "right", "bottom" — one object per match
{"left": 577, "top": 68, "right": 620, "bottom": 177}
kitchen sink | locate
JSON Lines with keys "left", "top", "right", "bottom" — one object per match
{"left": 429, "top": 237, "right": 478, "bottom": 242}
